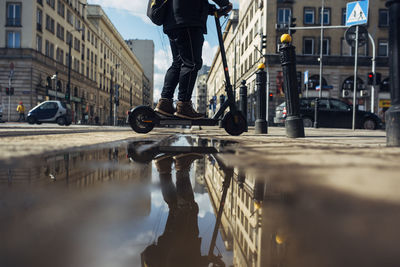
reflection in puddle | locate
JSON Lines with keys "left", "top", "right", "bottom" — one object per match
{"left": 0, "top": 136, "right": 256, "bottom": 267}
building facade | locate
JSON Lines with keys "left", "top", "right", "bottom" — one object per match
{"left": 0, "top": 0, "right": 145, "bottom": 124}
{"left": 126, "top": 39, "right": 154, "bottom": 106}
{"left": 207, "top": 0, "right": 389, "bottom": 125}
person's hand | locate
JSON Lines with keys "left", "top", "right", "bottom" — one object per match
{"left": 219, "top": 2, "right": 232, "bottom": 17}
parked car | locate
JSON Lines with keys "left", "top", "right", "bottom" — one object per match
{"left": 27, "top": 101, "right": 72, "bottom": 126}
{"left": 274, "top": 98, "right": 383, "bottom": 130}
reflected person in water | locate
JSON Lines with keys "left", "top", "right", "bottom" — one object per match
{"left": 141, "top": 153, "right": 224, "bottom": 267}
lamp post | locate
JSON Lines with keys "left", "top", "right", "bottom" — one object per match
{"left": 114, "top": 63, "right": 120, "bottom": 126}
{"left": 110, "top": 68, "right": 113, "bottom": 126}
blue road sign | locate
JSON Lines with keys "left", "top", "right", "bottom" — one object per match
{"left": 304, "top": 70, "right": 309, "bottom": 85}
{"left": 346, "top": 0, "right": 369, "bottom": 26}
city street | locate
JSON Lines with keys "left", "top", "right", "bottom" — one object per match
{"left": 1, "top": 124, "right": 399, "bottom": 266}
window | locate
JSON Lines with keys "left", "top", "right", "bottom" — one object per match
{"left": 56, "top": 23, "right": 64, "bottom": 40}
{"left": 67, "top": 9, "right": 73, "bottom": 25}
{"left": 7, "top": 31, "right": 21, "bottom": 48}
{"left": 57, "top": 0, "right": 64, "bottom": 17}
{"left": 379, "top": 9, "right": 389, "bottom": 27}
{"left": 304, "top": 8, "right": 315, "bottom": 24}
{"left": 36, "top": 35, "right": 42, "bottom": 52}
{"left": 56, "top": 48, "right": 64, "bottom": 64}
{"left": 46, "top": 0, "right": 55, "bottom": 9}
{"left": 378, "top": 40, "right": 389, "bottom": 57}
{"left": 66, "top": 31, "right": 72, "bottom": 44}
{"left": 37, "top": 0, "right": 43, "bottom": 6}
{"left": 74, "top": 37, "right": 80, "bottom": 51}
{"left": 319, "top": 8, "right": 330, "bottom": 25}
{"left": 341, "top": 8, "right": 346, "bottom": 25}
{"left": 278, "top": 8, "right": 291, "bottom": 24}
{"left": 45, "top": 15, "right": 55, "bottom": 33}
{"left": 7, "top": 3, "right": 21, "bottom": 26}
{"left": 303, "top": 38, "right": 314, "bottom": 55}
{"left": 320, "top": 38, "right": 330, "bottom": 55}
{"left": 37, "top": 8, "right": 43, "bottom": 31}
{"left": 330, "top": 99, "right": 349, "bottom": 111}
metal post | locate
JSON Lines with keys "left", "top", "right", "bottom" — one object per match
{"left": 55, "top": 72, "right": 58, "bottom": 100}
{"left": 319, "top": 0, "right": 325, "bottom": 100}
{"left": 279, "top": 35, "right": 305, "bottom": 138}
{"left": 110, "top": 70, "right": 113, "bottom": 126}
{"left": 239, "top": 80, "right": 248, "bottom": 132}
{"left": 352, "top": 26, "right": 359, "bottom": 131}
{"left": 368, "top": 33, "right": 376, "bottom": 113}
{"left": 314, "top": 0, "right": 325, "bottom": 129}
{"left": 386, "top": 0, "right": 400, "bottom": 146}
{"left": 8, "top": 76, "right": 11, "bottom": 122}
{"left": 255, "top": 64, "right": 268, "bottom": 134}
{"left": 67, "top": 40, "right": 72, "bottom": 103}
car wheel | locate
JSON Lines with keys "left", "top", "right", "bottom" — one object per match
{"left": 303, "top": 117, "right": 313, "bottom": 128}
{"left": 363, "top": 118, "right": 376, "bottom": 130}
{"left": 27, "top": 116, "right": 36, "bottom": 124}
{"left": 56, "top": 117, "right": 66, "bottom": 126}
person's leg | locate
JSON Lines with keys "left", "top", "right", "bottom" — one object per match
{"left": 173, "top": 28, "right": 205, "bottom": 119}
{"left": 176, "top": 28, "right": 204, "bottom": 101}
{"left": 155, "top": 33, "right": 182, "bottom": 116}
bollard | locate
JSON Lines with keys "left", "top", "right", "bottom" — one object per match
{"left": 279, "top": 34, "right": 305, "bottom": 138}
{"left": 239, "top": 80, "right": 248, "bottom": 132}
{"left": 255, "top": 63, "right": 268, "bottom": 134}
{"left": 314, "top": 98, "right": 319, "bottom": 128}
{"left": 386, "top": 0, "right": 400, "bottom": 146}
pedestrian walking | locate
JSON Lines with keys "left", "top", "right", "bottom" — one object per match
{"left": 16, "top": 101, "right": 25, "bottom": 122}
{"left": 154, "top": 0, "right": 232, "bottom": 120}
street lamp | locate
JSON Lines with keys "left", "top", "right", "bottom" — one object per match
{"left": 114, "top": 63, "right": 120, "bottom": 126}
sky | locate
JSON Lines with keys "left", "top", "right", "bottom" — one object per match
{"left": 87, "top": 0, "right": 239, "bottom": 101}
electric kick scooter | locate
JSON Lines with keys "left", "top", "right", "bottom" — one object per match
{"left": 128, "top": 5, "right": 247, "bottom": 136}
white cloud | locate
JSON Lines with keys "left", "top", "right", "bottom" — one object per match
{"left": 87, "top": 0, "right": 149, "bottom": 22}
{"left": 202, "top": 41, "right": 218, "bottom": 67}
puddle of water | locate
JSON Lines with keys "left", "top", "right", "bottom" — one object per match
{"left": 0, "top": 135, "right": 238, "bottom": 267}
{"left": 3, "top": 134, "right": 398, "bottom": 267}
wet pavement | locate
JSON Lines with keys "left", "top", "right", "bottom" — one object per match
{"left": 1, "top": 134, "right": 400, "bottom": 267}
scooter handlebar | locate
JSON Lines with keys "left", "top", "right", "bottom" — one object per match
{"left": 209, "top": 3, "right": 232, "bottom": 18}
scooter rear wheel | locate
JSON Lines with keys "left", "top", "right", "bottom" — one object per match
{"left": 223, "top": 111, "right": 247, "bottom": 136}
{"left": 128, "top": 106, "right": 155, "bottom": 134}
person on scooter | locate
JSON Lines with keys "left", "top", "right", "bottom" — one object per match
{"left": 155, "top": 0, "right": 233, "bottom": 120}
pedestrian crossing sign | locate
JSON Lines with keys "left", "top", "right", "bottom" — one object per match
{"left": 346, "top": 0, "right": 369, "bottom": 26}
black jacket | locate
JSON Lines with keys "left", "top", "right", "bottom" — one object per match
{"left": 163, "top": 0, "right": 230, "bottom": 34}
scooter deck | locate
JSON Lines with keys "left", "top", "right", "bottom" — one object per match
{"left": 155, "top": 113, "right": 219, "bottom": 126}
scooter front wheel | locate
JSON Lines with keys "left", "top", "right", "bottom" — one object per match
{"left": 128, "top": 106, "right": 156, "bottom": 134}
{"left": 222, "top": 111, "right": 247, "bottom": 136}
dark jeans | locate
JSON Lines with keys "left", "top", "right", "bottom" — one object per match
{"left": 18, "top": 113, "right": 25, "bottom": 122}
{"left": 161, "top": 27, "right": 204, "bottom": 102}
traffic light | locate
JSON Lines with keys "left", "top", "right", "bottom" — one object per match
{"left": 5, "top": 87, "right": 14, "bottom": 95}
{"left": 289, "top": 15, "right": 297, "bottom": 35}
{"left": 261, "top": 35, "right": 267, "bottom": 49}
{"left": 367, "top": 72, "right": 374, "bottom": 85}
{"left": 269, "top": 93, "right": 273, "bottom": 101}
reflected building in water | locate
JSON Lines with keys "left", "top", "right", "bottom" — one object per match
{"left": 204, "top": 154, "right": 264, "bottom": 267}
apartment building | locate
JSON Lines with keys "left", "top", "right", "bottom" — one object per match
{"left": 126, "top": 39, "right": 155, "bottom": 106}
{"left": 0, "top": 0, "right": 145, "bottom": 123}
{"left": 207, "top": 0, "right": 389, "bottom": 124}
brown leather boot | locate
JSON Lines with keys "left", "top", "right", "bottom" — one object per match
{"left": 155, "top": 98, "right": 174, "bottom": 116}
{"left": 174, "top": 101, "right": 204, "bottom": 120}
